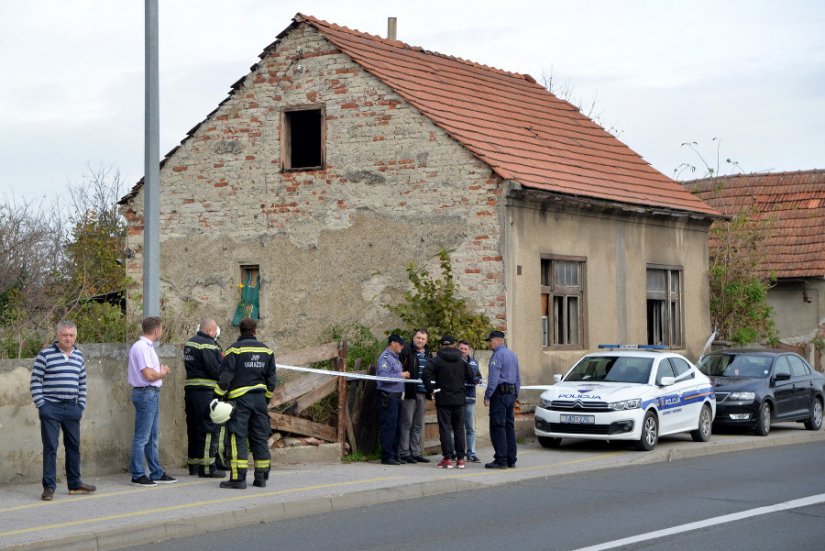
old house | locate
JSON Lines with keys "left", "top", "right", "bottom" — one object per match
{"left": 119, "top": 13, "right": 721, "bottom": 381}
{"left": 688, "top": 170, "right": 825, "bottom": 369}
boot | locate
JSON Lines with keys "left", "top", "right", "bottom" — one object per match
{"left": 253, "top": 471, "right": 268, "bottom": 488}
{"left": 219, "top": 478, "right": 247, "bottom": 489}
{"left": 188, "top": 464, "right": 199, "bottom": 476}
{"left": 199, "top": 466, "right": 226, "bottom": 479}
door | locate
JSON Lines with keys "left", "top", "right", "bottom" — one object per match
{"left": 787, "top": 354, "right": 814, "bottom": 417}
{"left": 771, "top": 356, "right": 795, "bottom": 419}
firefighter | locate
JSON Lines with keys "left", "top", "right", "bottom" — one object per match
{"left": 183, "top": 318, "right": 227, "bottom": 478}
{"left": 215, "top": 318, "right": 277, "bottom": 489}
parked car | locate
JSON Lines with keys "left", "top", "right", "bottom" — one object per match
{"left": 534, "top": 348, "right": 716, "bottom": 451}
{"left": 697, "top": 350, "right": 825, "bottom": 435}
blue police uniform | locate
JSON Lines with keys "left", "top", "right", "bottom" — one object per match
{"left": 376, "top": 347, "right": 405, "bottom": 463}
{"left": 485, "top": 344, "right": 521, "bottom": 467}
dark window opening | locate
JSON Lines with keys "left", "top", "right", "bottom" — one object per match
{"left": 284, "top": 109, "right": 323, "bottom": 170}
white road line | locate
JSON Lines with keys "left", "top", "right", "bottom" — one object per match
{"left": 573, "top": 492, "right": 825, "bottom": 551}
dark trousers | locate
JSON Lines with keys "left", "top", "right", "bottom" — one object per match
{"left": 224, "top": 392, "right": 271, "bottom": 481}
{"left": 377, "top": 391, "right": 402, "bottom": 461}
{"left": 436, "top": 404, "right": 466, "bottom": 459}
{"left": 185, "top": 388, "right": 224, "bottom": 470}
{"left": 39, "top": 400, "right": 83, "bottom": 490}
{"left": 489, "top": 391, "right": 517, "bottom": 466}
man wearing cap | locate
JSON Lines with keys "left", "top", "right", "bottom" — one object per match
{"left": 376, "top": 334, "right": 410, "bottom": 465}
{"left": 483, "top": 330, "right": 521, "bottom": 469}
{"left": 424, "top": 335, "right": 475, "bottom": 469}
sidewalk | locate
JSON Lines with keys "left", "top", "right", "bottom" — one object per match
{"left": 3, "top": 425, "right": 824, "bottom": 551}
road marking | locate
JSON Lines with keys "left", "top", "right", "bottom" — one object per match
{"left": 0, "top": 476, "right": 402, "bottom": 537}
{"left": 573, "top": 492, "right": 825, "bottom": 551}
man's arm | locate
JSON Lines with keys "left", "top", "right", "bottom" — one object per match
{"left": 78, "top": 356, "right": 87, "bottom": 410}
{"left": 30, "top": 353, "right": 46, "bottom": 408}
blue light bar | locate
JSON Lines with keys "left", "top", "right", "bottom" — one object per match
{"left": 597, "top": 344, "right": 667, "bottom": 350}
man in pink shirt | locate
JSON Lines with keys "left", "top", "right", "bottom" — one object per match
{"left": 128, "top": 316, "right": 176, "bottom": 486}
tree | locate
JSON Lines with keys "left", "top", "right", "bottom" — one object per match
{"left": 386, "top": 250, "right": 492, "bottom": 349}
{"left": 678, "top": 140, "right": 776, "bottom": 345}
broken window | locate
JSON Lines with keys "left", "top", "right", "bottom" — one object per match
{"left": 232, "top": 265, "right": 260, "bottom": 325}
{"left": 646, "top": 267, "right": 682, "bottom": 347}
{"left": 541, "top": 256, "right": 585, "bottom": 348}
{"left": 282, "top": 108, "right": 324, "bottom": 170}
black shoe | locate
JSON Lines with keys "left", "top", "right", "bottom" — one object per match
{"left": 199, "top": 469, "right": 226, "bottom": 479}
{"left": 41, "top": 487, "right": 55, "bottom": 501}
{"left": 154, "top": 473, "right": 177, "bottom": 484}
{"left": 402, "top": 456, "right": 417, "bottom": 464}
{"left": 484, "top": 462, "right": 507, "bottom": 469}
{"left": 381, "top": 459, "right": 401, "bottom": 465}
{"left": 413, "top": 456, "right": 431, "bottom": 463}
{"left": 220, "top": 479, "right": 247, "bottom": 489}
{"left": 507, "top": 463, "right": 516, "bottom": 468}
{"left": 189, "top": 465, "right": 199, "bottom": 476}
{"left": 253, "top": 479, "right": 267, "bottom": 488}
{"left": 469, "top": 455, "right": 481, "bottom": 463}
{"left": 131, "top": 475, "right": 158, "bottom": 487}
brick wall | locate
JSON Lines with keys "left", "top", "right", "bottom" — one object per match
{"left": 122, "top": 23, "right": 506, "bottom": 349}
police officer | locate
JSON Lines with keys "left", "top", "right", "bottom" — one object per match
{"left": 376, "top": 334, "right": 410, "bottom": 465}
{"left": 483, "top": 330, "right": 521, "bottom": 469}
{"left": 215, "top": 318, "right": 277, "bottom": 489}
{"left": 183, "top": 318, "right": 226, "bottom": 478}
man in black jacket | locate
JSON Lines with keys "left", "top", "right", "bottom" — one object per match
{"left": 215, "top": 318, "right": 277, "bottom": 489}
{"left": 424, "top": 335, "right": 474, "bottom": 469}
{"left": 399, "top": 329, "right": 431, "bottom": 463}
{"left": 183, "top": 318, "right": 226, "bottom": 478}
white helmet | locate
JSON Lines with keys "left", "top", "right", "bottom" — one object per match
{"left": 209, "top": 399, "right": 233, "bottom": 424}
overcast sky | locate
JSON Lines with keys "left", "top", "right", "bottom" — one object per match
{"left": 1, "top": 0, "right": 823, "bottom": 203}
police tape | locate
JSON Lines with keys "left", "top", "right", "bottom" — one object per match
{"left": 276, "top": 363, "right": 425, "bottom": 384}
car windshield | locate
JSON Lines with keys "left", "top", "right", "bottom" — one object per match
{"left": 565, "top": 356, "right": 653, "bottom": 384}
{"left": 698, "top": 354, "right": 772, "bottom": 378}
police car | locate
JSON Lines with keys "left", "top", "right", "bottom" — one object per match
{"left": 533, "top": 346, "right": 716, "bottom": 451}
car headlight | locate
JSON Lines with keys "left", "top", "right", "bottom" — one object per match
{"left": 539, "top": 397, "right": 553, "bottom": 409}
{"left": 608, "top": 398, "right": 641, "bottom": 411}
{"left": 728, "top": 392, "right": 756, "bottom": 401}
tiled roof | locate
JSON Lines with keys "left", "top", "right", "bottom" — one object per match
{"left": 686, "top": 170, "right": 825, "bottom": 278}
{"left": 298, "top": 14, "right": 719, "bottom": 217}
{"left": 122, "top": 13, "right": 720, "bottom": 218}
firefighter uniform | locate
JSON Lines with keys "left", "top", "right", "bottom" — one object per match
{"left": 215, "top": 333, "right": 277, "bottom": 488}
{"left": 183, "top": 330, "right": 226, "bottom": 477}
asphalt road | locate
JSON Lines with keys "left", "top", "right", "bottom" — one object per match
{"left": 125, "top": 441, "right": 825, "bottom": 551}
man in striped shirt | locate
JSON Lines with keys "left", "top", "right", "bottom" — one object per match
{"left": 30, "top": 321, "right": 96, "bottom": 501}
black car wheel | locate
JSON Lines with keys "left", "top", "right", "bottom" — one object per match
{"left": 754, "top": 402, "right": 772, "bottom": 436}
{"left": 538, "top": 436, "right": 561, "bottom": 448}
{"left": 691, "top": 404, "right": 712, "bottom": 442}
{"left": 804, "top": 398, "right": 823, "bottom": 431}
{"left": 636, "top": 411, "right": 658, "bottom": 451}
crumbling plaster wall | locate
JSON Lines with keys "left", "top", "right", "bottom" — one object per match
{"left": 122, "top": 23, "right": 506, "bottom": 348}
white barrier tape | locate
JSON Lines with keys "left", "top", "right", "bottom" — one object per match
{"left": 276, "top": 363, "right": 424, "bottom": 384}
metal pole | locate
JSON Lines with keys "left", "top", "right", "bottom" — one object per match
{"left": 143, "top": 0, "right": 160, "bottom": 317}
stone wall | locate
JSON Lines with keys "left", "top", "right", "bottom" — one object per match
{"left": 0, "top": 344, "right": 186, "bottom": 486}
{"left": 121, "top": 22, "right": 507, "bottom": 349}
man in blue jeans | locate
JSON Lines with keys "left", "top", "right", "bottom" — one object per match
{"left": 128, "top": 316, "right": 176, "bottom": 486}
{"left": 458, "top": 340, "right": 483, "bottom": 463}
{"left": 30, "top": 321, "right": 96, "bottom": 501}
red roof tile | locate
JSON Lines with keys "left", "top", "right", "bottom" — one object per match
{"left": 122, "top": 13, "right": 720, "bottom": 218}
{"left": 298, "top": 14, "right": 719, "bottom": 217}
{"left": 686, "top": 170, "right": 825, "bottom": 278}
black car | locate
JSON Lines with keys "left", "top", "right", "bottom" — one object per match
{"left": 697, "top": 350, "right": 824, "bottom": 436}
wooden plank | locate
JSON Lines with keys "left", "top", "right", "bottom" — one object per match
{"left": 294, "top": 377, "right": 338, "bottom": 413}
{"left": 277, "top": 342, "right": 339, "bottom": 366}
{"left": 269, "top": 412, "right": 337, "bottom": 442}
{"left": 337, "top": 343, "right": 348, "bottom": 448}
{"left": 268, "top": 373, "right": 331, "bottom": 408}
{"left": 345, "top": 391, "right": 358, "bottom": 455}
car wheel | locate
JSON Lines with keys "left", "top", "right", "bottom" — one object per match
{"left": 691, "top": 404, "right": 712, "bottom": 442}
{"left": 754, "top": 402, "right": 772, "bottom": 436}
{"left": 538, "top": 436, "right": 561, "bottom": 448}
{"left": 804, "top": 398, "right": 823, "bottom": 431}
{"left": 636, "top": 411, "right": 658, "bottom": 451}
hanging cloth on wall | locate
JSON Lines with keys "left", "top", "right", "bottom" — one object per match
{"left": 231, "top": 271, "right": 260, "bottom": 325}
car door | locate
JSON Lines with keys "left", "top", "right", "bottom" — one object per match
{"left": 771, "top": 356, "right": 795, "bottom": 419}
{"left": 787, "top": 354, "right": 814, "bottom": 417}
{"left": 669, "top": 357, "right": 701, "bottom": 432}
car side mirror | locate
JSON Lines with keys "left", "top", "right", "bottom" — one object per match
{"left": 774, "top": 372, "right": 791, "bottom": 382}
{"left": 553, "top": 373, "right": 562, "bottom": 383}
{"left": 659, "top": 376, "right": 676, "bottom": 387}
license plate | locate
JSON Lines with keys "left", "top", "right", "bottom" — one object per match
{"left": 560, "top": 414, "right": 595, "bottom": 424}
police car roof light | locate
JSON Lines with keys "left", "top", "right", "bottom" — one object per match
{"left": 597, "top": 344, "right": 667, "bottom": 351}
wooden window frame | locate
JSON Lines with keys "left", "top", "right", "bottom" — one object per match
{"left": 541, "top": 254, "right": 587, "bottom": 350}
{"left": 646, "top": 264, "right": 683, "bottom": 347}
{"left": 280, "top": 105, "right": 326, "bottom": 172}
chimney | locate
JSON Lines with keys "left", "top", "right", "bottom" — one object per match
{"left": 387, "top": 17, "right": 397, "bottom": 40}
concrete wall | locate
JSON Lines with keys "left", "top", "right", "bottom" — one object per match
{"left": 0, "top": 344, "right": 186, "bottom": 486}
{"left": 120, "top": 22, "right": 506, "bottom": 349}
{"left": 505, "top": 198, "right": 713, "bottom": 388}
{"left": 769, "top": 278, "right": 825, "bottom": 370}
